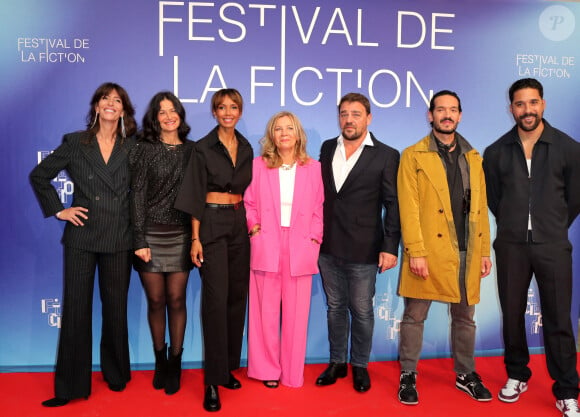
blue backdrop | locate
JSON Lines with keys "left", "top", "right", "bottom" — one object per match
{"left": 0, "top": 0, "right": 578, "bottom": 371}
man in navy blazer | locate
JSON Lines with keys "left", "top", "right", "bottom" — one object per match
{"left": 316, "top": 93, "right": 401, "bottom": 393}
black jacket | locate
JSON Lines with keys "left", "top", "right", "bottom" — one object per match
{"left": 483, "top": 120, "right": 580, "bottom": 243}
{"left": 30, "top": 131, "right": 135, "bottom": 252}
{"left": 319, "top": 132, "right": 401, "bottom": 264}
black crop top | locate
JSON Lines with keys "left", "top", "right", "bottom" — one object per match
{"left": 174, "top": 126, "right": 253, "bottom": 220}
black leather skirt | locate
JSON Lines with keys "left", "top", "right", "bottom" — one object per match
{"left": 134, "top": 223, "right": 193, "bottom": 273}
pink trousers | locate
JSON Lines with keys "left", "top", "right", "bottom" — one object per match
{"left": 247, "top": 228, "right": 312, "bottom": 387}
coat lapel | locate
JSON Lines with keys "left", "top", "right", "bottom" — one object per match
{"left": 80, "top": 137, "right": 121, "bottom": 193}
{"left": 290, "top": 163, "right": 307, "bottom": 227}
{"left": 416, "top": 151, "right": 454, "bottom": 222}
{"left": 266, "top": 164, "right": 282, "bottom": 227}
{"left": 338, "top": 145, "right": 375, "bottom": 195}
{"left": 322, "top": 140, "right": 338, "bottom": 195}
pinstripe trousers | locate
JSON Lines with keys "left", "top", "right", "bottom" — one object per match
{"left": 54, "top": 246, "right": 132, "bottom": 399}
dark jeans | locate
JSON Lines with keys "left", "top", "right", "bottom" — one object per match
{"left": 318, "top": 253, "right": 377, "bottom": 368}
{"left": 494, "top": 238, "right": 579, "bottom": 400}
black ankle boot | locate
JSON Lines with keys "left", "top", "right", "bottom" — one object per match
{"left": 203, "top": 385, "right": 221, "bottom": 412}
{"left": 153, "top": 343, "right": 168, "bottom": 390}
{"left": 165, "top": 346, "right": 183, "bottom": 395}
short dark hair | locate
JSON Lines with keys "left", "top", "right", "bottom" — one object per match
{"left": 140, "top": 91, "right": 191, "bottom": 143}
{"left": 86, "top": 82, "right": 136, "bottom": 138}
{"left": 429, "top": 90, "right": 462, "bottom": 113}
{"left": 211, "top": 88, "right": 243, "bottom": 114}
{"left": 508, "top": 78, "right": 544, "bottom": 103}
{"left": 338, "top": 93, "right": 371, "bottom": 115}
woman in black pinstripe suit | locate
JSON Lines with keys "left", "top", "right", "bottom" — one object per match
{"left": 30, "top": 82, "right": 137, "bottom": 407}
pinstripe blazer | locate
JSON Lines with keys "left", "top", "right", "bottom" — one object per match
{"left": 30, "top": 131, "right": 136, "bottom": 253}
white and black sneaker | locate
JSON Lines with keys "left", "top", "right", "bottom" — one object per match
{"left": 456, "top": 372, "right": 492, "bottom": 401}
{"left": 498, "top": 378, "right": 528, "bottom": 403}
{"left": 398, "top": 371, "right": 418, "bottom": 405}
{"left": 556, "top": 398, "right": 580, "bottom": 417}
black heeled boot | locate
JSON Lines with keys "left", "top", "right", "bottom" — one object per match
{"left": 203, "top": 385, "right": 221, "bottom": 412}
{"left": 153, "top": 343, "right": 168, "bottom": 390}
{"left": 165, "top": 346, "right": 183, "bottom": 395}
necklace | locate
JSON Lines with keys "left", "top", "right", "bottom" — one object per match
{"left": 161, "top": 139, "right": 180, "bottom": 149}
{"left": 280, "top": 162, "right": 296, "bottom": 170}
{"left": 218, "top": 134, "right": 237, "bottom": 148}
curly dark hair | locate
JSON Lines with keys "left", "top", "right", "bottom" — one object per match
{"left": 139, "top": 91, "right": 191, "bottom": 143}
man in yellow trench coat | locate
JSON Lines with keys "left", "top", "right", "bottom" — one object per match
{"left": 396, "top": 90, "right": 492, "bottom": 406}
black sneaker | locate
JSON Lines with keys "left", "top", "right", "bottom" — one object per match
{"left": 398, "top": 371, "right": 418, "bottom": 405}
{"left": 456, "top": 372, "right": 492, "bottom": 402}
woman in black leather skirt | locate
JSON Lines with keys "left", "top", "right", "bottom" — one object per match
{"left": 130, "top": 91, "right": 194, "bottom": 395}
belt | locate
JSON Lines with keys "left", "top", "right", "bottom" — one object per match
{"left": 205, "top": 201, "right": 244, "bottom": 210}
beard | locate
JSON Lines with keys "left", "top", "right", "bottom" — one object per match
{"left": 433, "top": 125, "right": 456, "bottom": 135}
{"left": 516, "top": 113, "right": 541, "bottom": 132}
{"left": 342, "top": 125, "right": 364, "bottom": 141}
{"left": 432, "top": 118, "right": 456, "bottom": 135}
{"left": 343, "top": 132, "right": 363, "bottom": 141}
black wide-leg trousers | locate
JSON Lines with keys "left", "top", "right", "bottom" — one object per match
{"left": 54, "top": 246, "right": 132, "bottom": 399}
{"left": 198, "top": 206, "right": 250, "bottom": 386}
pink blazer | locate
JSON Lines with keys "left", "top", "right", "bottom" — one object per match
{"left": 245, "top": 156, "right": 324, "bottom": 276}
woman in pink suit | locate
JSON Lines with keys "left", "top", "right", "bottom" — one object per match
{"left": 245, "top": 111, "right": 324, "bottom": 388}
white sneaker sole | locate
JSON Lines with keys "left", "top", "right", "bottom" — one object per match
{"left": 456, "top": 384, "right": 493, "bottom": 402}
{"left": 498, "top": 384, "right": 528, "bottom": 403}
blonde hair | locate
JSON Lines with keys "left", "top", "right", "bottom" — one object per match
{"left": 260, "top": 111, "right": 310, "bottom": 169}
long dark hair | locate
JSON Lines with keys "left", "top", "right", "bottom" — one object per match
{"left": 85, "top": 82, "right": 137, "bottom": 141}
{"left": 139, "top": 91, "right": 191, "bottom": 143}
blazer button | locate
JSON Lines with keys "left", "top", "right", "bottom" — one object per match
{"left": 437, "top": 233, "right": 442, "bottom": 238}
{"left": 438, "top": 208, "right": 444, "bottom": 213}
{"left": 95, "top": 196, "right": 100, "bottom": 201}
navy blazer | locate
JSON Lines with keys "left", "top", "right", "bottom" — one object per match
{"left": 30, "top": 131, "right": 135, "bottom": 253}
{"left": 319, "top": 132, "right": 401, "bottom": 264}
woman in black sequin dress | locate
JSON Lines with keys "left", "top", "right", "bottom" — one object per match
{"left": 129, "top": 91, "right": 194, "bottom": 395}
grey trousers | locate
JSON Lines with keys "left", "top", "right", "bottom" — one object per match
{"left": 399, "top": 251, "right": 476, "bottom": 374}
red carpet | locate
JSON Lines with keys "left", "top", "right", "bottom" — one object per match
{"left": 1, "top": 354, "right": 574, "bottom": 417}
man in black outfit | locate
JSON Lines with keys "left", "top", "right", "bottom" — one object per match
{"left": 483, "top": 78, "right": 580, "bottom": 417}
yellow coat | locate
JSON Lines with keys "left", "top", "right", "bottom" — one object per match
{"left": 397, "top": 135, "right": 490, "bottom": 305}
